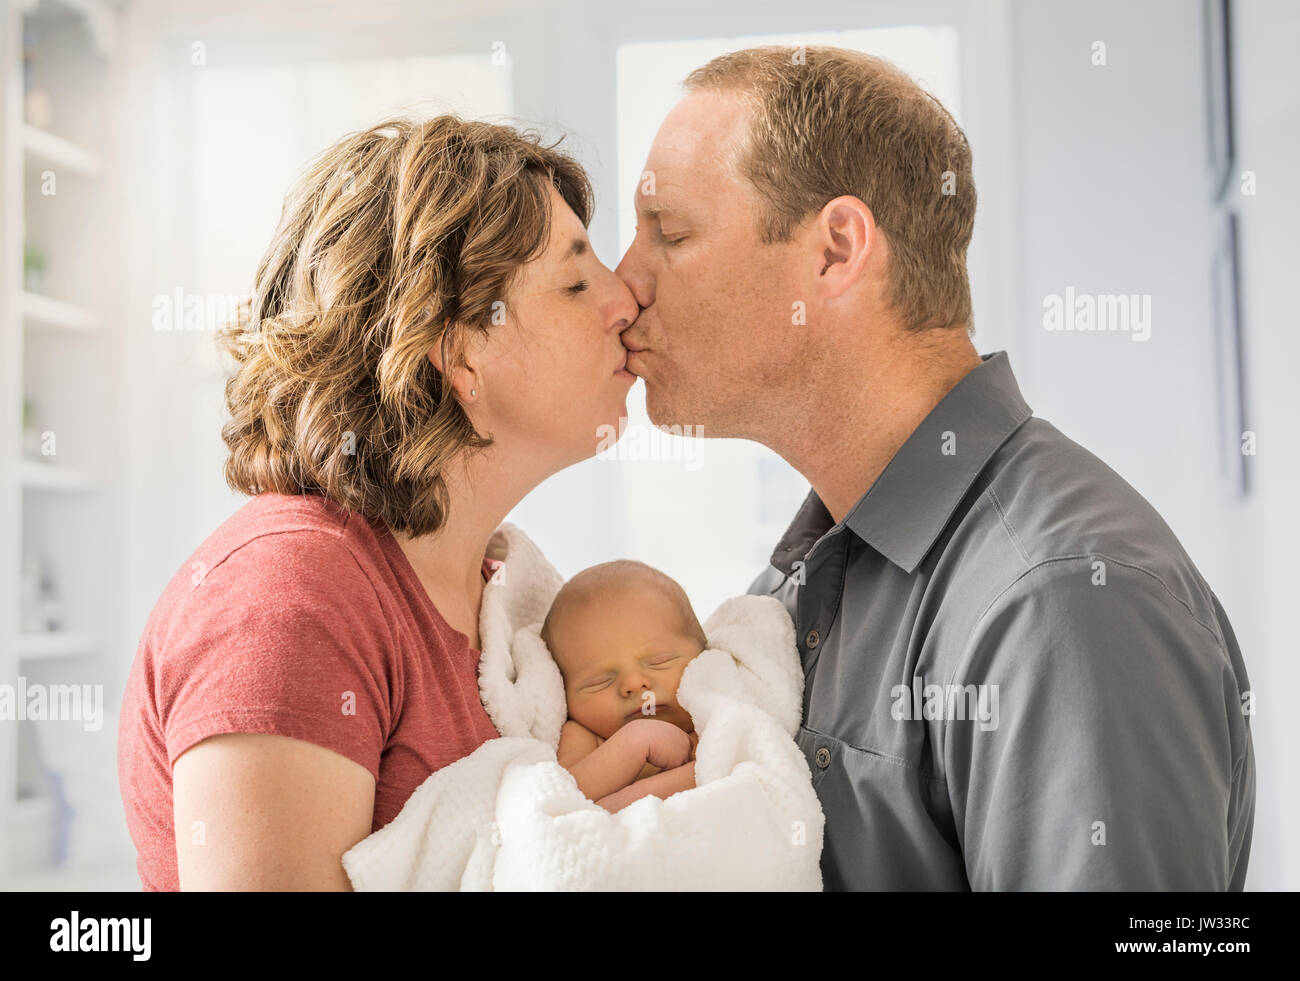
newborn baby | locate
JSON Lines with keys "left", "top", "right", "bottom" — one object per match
{"left": 542, "top": 560, "right": 706, "bottom": 813}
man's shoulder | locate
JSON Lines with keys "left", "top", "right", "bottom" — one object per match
{"left": 966, "top": 416, "right": 1220, "bottom": 628}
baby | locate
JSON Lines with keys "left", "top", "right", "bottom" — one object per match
{"left": 542, "top": 560, "right": 707, "bottom": 813}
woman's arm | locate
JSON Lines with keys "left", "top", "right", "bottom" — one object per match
{"left": 172, "top": 733, "right": 376, "bottom": 891}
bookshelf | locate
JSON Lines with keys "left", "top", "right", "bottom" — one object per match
{"left": 1, "top": 0, "right": 128, "bottom": 885}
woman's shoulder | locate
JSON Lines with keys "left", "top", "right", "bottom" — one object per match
{"left": 126, "top": 495, "right": 408, "bottom": 800}
{"left": 215, "top": 490, "right": 362, "bottom": 546}
{"left": 192, "top": 492, "right": 386, "bottom": 581}
{"left": 132, "top": 494, "right": 416, "bottom": 710}
{"left": 146, "top": 493, "right": 397, "bottom": 641}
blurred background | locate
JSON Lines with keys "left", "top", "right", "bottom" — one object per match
{"left": 0, "top": 0, "right": 1295, "bottom": 890}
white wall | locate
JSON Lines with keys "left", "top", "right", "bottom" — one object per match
{"left": 1218, "top": 0, "right": 1300, "bottom": 892}
{"left": 1013, "top": 0, "right": 1225, "bottom": 570}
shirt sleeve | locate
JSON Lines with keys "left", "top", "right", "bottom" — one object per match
{"left": 155, "top": 530, "right": 397, "bottom": 782}
{"left": 941, "top": 557, "right": 1254, "bottom": 890}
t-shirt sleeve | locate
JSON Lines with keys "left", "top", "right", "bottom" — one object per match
{"left": 941, "top": 558, "right": 1252, "bottom": 890}
{"left": 154, "top": 530, "right": 397, "bottom": 782}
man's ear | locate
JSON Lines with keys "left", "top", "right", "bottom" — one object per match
{"left": 810, "top": 195, "right": 874, "bottom": 300}
{"left": 426, "top": 329, "right": 482, "bottom": 403}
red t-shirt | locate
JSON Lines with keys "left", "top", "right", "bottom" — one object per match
{"left": 116, "top": 492, "right": 502, "bottom": 891}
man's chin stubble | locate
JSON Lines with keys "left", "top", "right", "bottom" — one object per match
{"left": 646, "top": 388, "right": 743, "bottom": 437}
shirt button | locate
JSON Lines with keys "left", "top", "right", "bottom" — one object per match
{"left": 805, "top": 629, "right": 820, "bottom": 649}
{"left": 815, "top": 747, "right": 831, "bottom": 769}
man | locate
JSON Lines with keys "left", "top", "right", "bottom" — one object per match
{"left": 616, "top": 46, "right": 1254, "bottom": 890}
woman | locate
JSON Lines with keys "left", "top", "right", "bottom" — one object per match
{"left": 116, "top": 115, "right": 639, "bottom": 890}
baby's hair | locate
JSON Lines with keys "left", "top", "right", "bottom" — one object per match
{"left": 541, "top": 559, "right": 708, "bottom": 653}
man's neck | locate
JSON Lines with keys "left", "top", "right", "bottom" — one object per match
{"left": 768, "top": 327, "right": 982, "bottom": 525}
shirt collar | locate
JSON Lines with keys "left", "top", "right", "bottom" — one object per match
{"left": 769, "top": 351, "right": 1033, "bottom": 576}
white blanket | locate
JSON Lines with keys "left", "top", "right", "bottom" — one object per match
{"left": 342, "top": 522, "right": 824, "bottom": 890}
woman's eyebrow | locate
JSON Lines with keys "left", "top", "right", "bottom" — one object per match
{"left": 565, "top": 237, "right": 588, "bottom": 259}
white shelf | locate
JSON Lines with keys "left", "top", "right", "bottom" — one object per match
{"left": 14, "top": 631, "right": 100, "bottom": 660}
{"left": 19, "top": 290, "right": 100, "bottom": 331}
{"left": 17, "top": 458, "right": 100, "bottom": 490}
{"left": 21, "top": 123, "right": 102, "bottom": 177}
{"left": 3, "top": 0, "right": 126, "bottom": 888}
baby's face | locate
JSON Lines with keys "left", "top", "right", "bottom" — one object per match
{"left": 548, "top": 581, "right": 705, "bottom": 740}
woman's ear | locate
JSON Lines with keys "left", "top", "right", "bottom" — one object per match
{"left": 811, "top": 195, "right": 874, "bottom": 300}
{"left": 426, "top": 330, "right": 482, "bottom": 403}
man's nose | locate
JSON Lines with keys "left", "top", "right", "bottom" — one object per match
{"left": 614, "top": 242, "right": 654, "bottom": 311}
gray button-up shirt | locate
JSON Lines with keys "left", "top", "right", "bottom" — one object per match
{"left": 749, "top": 352, "right": 1255, "bottom": 890}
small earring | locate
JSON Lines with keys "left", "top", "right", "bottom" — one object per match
{"left": 470, "top": 389, "right": 477, "bottom": 396}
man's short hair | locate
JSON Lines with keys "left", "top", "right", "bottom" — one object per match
{"left": 684, "top": 45, "right": 976, "bottom": 332}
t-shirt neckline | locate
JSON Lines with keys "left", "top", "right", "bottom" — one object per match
{"left": 371, "top": 517, "right": 491, "bottom": 657}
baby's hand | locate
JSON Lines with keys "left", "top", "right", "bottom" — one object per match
{"left": 620, "top": 717, "right": 691, "bottom": 771}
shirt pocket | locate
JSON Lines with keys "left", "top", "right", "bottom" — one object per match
{"left": 797, "top": 723, "right": 916, "bottom": 788}
{"left": 795, "top": 723, "right": 962, "bottom": 890}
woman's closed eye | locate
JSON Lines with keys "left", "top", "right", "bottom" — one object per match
{"left": 566, "top": 280, "right": 589, "bottom": 295}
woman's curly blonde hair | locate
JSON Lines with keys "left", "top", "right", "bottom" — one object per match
{"left": 217, "top": 115, "right": 591, "bottom": 537}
